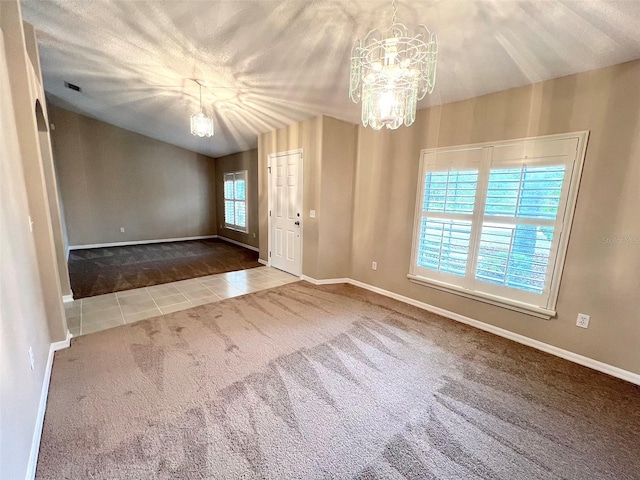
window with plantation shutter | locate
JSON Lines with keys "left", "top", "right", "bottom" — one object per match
{"left": 223, "top": 170, "right": 248, "bottom": 232}
{"left": 409, "top": 132, "right": 589, "bottom": 318}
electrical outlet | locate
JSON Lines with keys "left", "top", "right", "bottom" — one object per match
{"left": 120, "top": 227, "right": 125, "bottom": 233}
{"left": 372, "top": 261, "right": 377, "bottom": 271}
{"left": 310, "top": 210, "right": 316, "bottom": 218}
{"left": 28, "top": 346, "right": 35, "bottom": 370}
{"left": 253, "top": 233, "right": 256, "bottom": 238}
{"left": 576, "top": 313, "right": 590, "bottom": 328}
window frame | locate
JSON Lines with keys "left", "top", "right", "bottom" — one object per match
{"left": 223, "top": 170, "right": 249, "bottom": 233}
{"left": 408, "top": 131, "right": 589, "bottom": 319}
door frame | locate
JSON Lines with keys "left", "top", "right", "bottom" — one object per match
{"left": 267, "top": 149, "right": 304, "bottom": 277}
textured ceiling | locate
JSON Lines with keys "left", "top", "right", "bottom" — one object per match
{"left": 20, "top": 0, "right": 640, "bottom": 158}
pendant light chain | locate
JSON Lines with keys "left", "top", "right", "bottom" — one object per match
{"left": 391, "top": 0, "right": 397, "bottom": 25}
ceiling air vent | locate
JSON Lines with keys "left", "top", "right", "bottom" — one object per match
{"left": 64, "top": 81, "right": 81, "bottom": 92}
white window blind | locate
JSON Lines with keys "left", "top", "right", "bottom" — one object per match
{"left": 409, "top": 133, "right": 589, "bottom": 318}
{"left": 223, "top": 171, "right": 248, "bottom": 232}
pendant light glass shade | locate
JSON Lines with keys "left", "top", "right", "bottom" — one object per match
{"left": 190, "top": 82, "right": 214, "bottom": 138}
{"left": 349, "top": 0, "right": 438, "bottom": 130}
{"left": 191, "top": 111, "right": 214, "bottom": 137}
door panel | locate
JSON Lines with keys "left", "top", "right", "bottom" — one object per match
{"left": 287, "top": 231, "right": 295, "bottom": 261}
{"left": 270, "top": 151, "right": 301, "bottom": 276}
{"left": 275, "top": 228, "right": 283, "bottom": 257}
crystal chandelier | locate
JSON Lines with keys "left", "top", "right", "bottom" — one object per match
{"left": 349, "top": 0, "right": 438, "bottom": 130}
{"left": 190, "top": 81, "right": 214, "bottom": 138}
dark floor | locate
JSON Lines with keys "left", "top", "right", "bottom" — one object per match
{"left": 68, "top": 238, "right": 261, "bottom": 299}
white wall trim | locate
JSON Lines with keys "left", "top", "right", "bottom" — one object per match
{"left": 216, "top": 235, "right": 259, "bottom": 252}
{"left": 258, "top": 258, "right": 269, "bottom": 266}
{"left": 68, "top": 235, "right": 218, "bottom": 251}
{"left": 26, "top": 330, "right": 72, "bottom": 480}
{"left": 301, "top": 275, "right": 349, "bottom": 285}
{"left": 300, "top": 275, "right": 640, "bottom": 386}
{"left": 62, "top": 294, "right": 74, "bottom": 303}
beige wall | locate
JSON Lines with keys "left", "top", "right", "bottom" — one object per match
{"left": 318, "top": 116, "right": 357, "bottom": 279}
{"left": 215, "top": 149, "right": 259, "bottom": 248}
{"left": 2, "top": 10, "right": 67, "bottom": 346}
{"left": 0, "top": 2, "right": 61, "bottom": 478}
{"left": 38, "top": 120, "right": 72, "bottom": 298}
{"left": 258, "top": 116, "right": 356, "bottom": 279}
{"left": 26, "top": 19, "right": 72, "bottom": 299}
{"left": 27, "top": 18, "right": 72, "bottom": 299}
{"left": 49, "top": 105, "right": 217, "bottom": 246}
{"left": 351, "top": 60, "right": 640, "bottom": 374}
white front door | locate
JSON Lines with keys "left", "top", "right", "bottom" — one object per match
{"left": 269, "top": 150, "right": 302, "bottom": 276}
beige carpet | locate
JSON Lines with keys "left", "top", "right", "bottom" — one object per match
{"left": 37, "top": 282, "right": 640, "bottom": 479}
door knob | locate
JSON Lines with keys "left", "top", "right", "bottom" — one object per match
{"left": 295, "top": 221, "right": 300, "bottom": 226}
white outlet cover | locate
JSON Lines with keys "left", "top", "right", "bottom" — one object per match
{"left": 310, "top": 210, "right": 316, "bottom": 218}
{"left": 576, "top": 313, "right": 590, "bottom": 328}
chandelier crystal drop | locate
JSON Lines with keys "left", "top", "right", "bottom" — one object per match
{"left": 190, "top": 82, "right": 214, "bottom": 138}
{"left": 349, "top": 0, "right": 438, "bottom": 130}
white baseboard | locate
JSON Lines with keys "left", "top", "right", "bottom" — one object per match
{"left": 216, "top": 235, "right": 259, "bottom": 252}
{"left": 258, "top": 259, "right": 269, "bottom": 266}
{"left": 52, "top": 329, "right": 72, "bottom": 351}
{"left": 301, "top": 275, "right": 350, "bottom": 285}
{"left": 62, "top": 294, "right": 74, "bottom": 303}
{"left": 301, "top": 276, "right": 640, "bottom": 386}
{"left": 26, "top": 330, "right": 72, "bottom": 480}
{"left": 68, "top": 235, "right": 218, "bottom": 251}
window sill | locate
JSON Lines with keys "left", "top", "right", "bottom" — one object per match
{"left": 406, "top": 274, "right": 555, "bottom": 319}
{"left": 223, "top": 226, "right": 248, "bottom": 234}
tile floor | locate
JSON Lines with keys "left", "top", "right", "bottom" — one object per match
{"left": 64, "top": 266, "right": 299, "bottom": 337}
